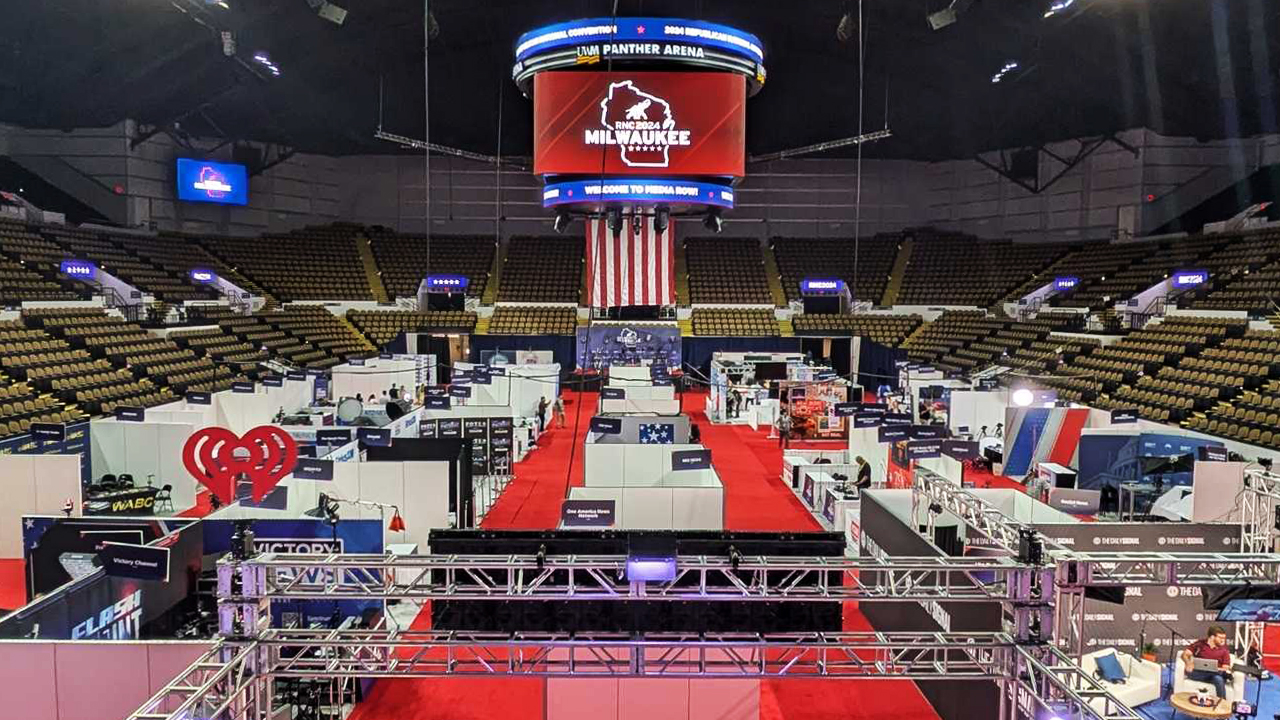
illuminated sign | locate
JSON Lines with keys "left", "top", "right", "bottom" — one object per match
{"left": 176, "top": 158, "right": 249, "bottom": 206}
{"left": 800, "top": 278, "right": 845, "bottom": 293}
{"left": 72, "top": 589, "right": 142, "bottom": 640}
{"left": 534, "top": 72, "right": 746, "bottom": 177}
{"left": 515, "top": 17, "right": 764, "bottom": 64}
{"left": 426, "top": 274, "right": 470, "bottom": 292}
{"left": 189, "top": 268, "right": 218, "bottom": 284}
{"left": 1172, "top": 269, "right": 1209, "bottom": 288}
{"left": 542, "top": 178, "right": 733, "bottom": 209}
{"left": 60, "top": 259, "right": 97, "bottom": 278}
{"left": 1054, "top": 276, "right": 1080, "bottom": 290}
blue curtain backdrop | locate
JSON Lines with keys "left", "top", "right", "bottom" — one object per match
{"left": 858, "top": 339, "right": 908, "bottom": 392}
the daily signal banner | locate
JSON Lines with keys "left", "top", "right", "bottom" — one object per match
{"left": 534, "top": 71, "right": 746, "bottom": 177}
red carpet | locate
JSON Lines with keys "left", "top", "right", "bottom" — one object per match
{"left": 351, "top": 388, "right": 939, "bottom": 720}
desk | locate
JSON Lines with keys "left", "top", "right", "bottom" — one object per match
{"left": 84, "top": 486, "right": 160, "bottom": 516}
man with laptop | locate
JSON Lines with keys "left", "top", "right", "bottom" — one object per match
{"left": 1181, "top": 626, "right": 1233, "bottom": 699}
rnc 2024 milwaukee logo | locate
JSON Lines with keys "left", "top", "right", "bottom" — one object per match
{"left": 584, "top": 80, "right": 692, "bottom": 168}
{"left": 193, "top": 165, "right": 233, "bottom": 199}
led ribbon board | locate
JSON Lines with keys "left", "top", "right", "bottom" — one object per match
{"left": 176, "top": 158, "right": 249, "bottom": 206}
{"left": 1053, "top": 276, "right": 1080, "bottom": 291}
{"left": 513, "top": 18, "right": 766, "bottom": 93}
{"left": 425, "top": 275, "right": 470, "bottom": 292}
{"left": 800, "top": 278, "right": 846, "bottom": 294}
{"left": 189, "top": 268, "right": 218, "bottom": 284}
{"left": 533, "top": 71, "right": 746, "bottom": 177}
{"left": 60, "top": 259, "right": 97, "bottom": 278}
{"left": 1171, "top": 269, "right": 1209, "bottom": 288}
{"left": 542, "top": 178, "right": 734, "bottom": 209}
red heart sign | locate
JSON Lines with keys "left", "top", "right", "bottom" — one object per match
{"left": 182, "top": 425, "right": 299, "bottom": 505}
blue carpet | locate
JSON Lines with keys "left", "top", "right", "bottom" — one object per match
{"left": 1134, "top": 668, "right": 1278, "bottom": 718}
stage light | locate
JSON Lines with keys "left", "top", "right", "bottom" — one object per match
{"left": 304, "top": 0, "right": 347, "bottom": 25}
{"left": 927, "top": 0, "right": 971, "bottom": 30}
{"left": 388, "top": 507, "right": 406, "bottom": 533}
{"left": 991, "top": 61, "right": 1020, "bottom": 84}
{"left": 1043, "top": 0, "right": 1073, "bottom": 17}
{"left": 632, "top": 213, "right": 644, "bottom": 236}
{"left": 1012, "top": 388, "right": 1035, "bottom": 407}
{"left": 703, "top": 209, "right": 723, "bottom": 234}
{"left": 606, "top": 207, "right": 623, "bottom": 237}
{"left": 627, "top": 558, "right": 678, "bottom": 582}
{"left": 836, "top": 10, "right": 854, "bottom": 43}
{"left": 252, "top": 52, "right": 281, "bottom": 77}
{"left": 654, "top": 206, "right": 670, "bottom": 234}
{"left": 553, "top": 209, "right": 572, "bottom": 234}
{"left": 427, "top": 11, "right": 440, "bottom": 39}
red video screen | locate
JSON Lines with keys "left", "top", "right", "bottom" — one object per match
{"left": 533, "top": 71, "right": 746, "bottom": 177}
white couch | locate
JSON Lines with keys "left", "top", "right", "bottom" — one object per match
{"left": 1175, "top": 653, "right": 1246, "bottom": 703}
{"left": 1081, "top": 649, "right": 1163, "bottom": 710}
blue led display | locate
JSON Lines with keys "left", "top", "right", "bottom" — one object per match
{"left": 176, "top": 158, "right": 249, "bottom": 206}
{"left": 426, "top": 275, "right": 470, "bottom": 292}
{"left": 189, "top": 268, "right": 218, "bottom": 284}
{"left": 1171, "top": 269, "right": 1209, "bottom": 288}
{"left": 800, "top": 278, "right": 845, "bottom": 293}
{"left": 60, "top": 259, "right": 97, "bottom": 278}
{"left": 515, "top": 17, "right": 764, "bottom": 64}
{"left": 542, "top": 178, "right": 734, "bottom": 209}
{"left": 1054, "top": 276, "right": 1080, "bottom": 290}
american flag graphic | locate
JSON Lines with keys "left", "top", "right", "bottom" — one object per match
{"left": 586, "top": 212, "right": 675, "bottom": 308}
{"left": 638, "top": 423, "right": 675, "bottom": 444}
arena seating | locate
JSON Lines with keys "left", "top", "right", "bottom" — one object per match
{"left": 218, "top": 315, "right": 315, "bottom": 366}
{"left": 791, "top": 313, "right": 921, "bottom": 345}
{"left": 896, "top": 235, "right": 1066, "bottom": 307}
{"left": 488, "top": 306, "right": 577, "bottom": 335}
{"left": 1182, "top": 230, "right": 1280, "bottom": 314}
{"left": 772, "top": 236, "right": 898, "bottom": 304}
{"left": 349, "top": 310, "right": 478, "bottom": 346}
{"left": 685, "top": 238, "right": 773, "bottom": 305}
{"left": 497, "top": 237, "right": 583, "bottom": 303}
{"left": 690, "top": 308, "right": 779, "bottom": 336}
{"left": 259, "top": 306, "right": 376, "bottom": 368}
{"left": 43, "top": 228, "right": 221, "bottom": 304}
{"left": 201, "top": 225, "right": 373, "bottom": 301}
{"left": 368, "top": 231, "right": 494, "bottom": 300}
{"left": 170, "top": 327, "right": 264, "bottom": 380}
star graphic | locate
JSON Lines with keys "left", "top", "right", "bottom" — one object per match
{"left": 24, "top": 518, "right": 34, "bottom": 530}
{"left": 636, "top": 25, "right": 646, "bottom": 34}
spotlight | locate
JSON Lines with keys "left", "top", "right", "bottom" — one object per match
{"left": 836, "top": 8, "right": 854, "bottom": 42}
{"left": 703, "top": 209, "right": 723, "bottom": 234}
{"left": 928, "top": 502, "right": 944, "bottom": 515}
{"left": 927, "top": 0, "right": 972, "bottom": 30}
{"left": 606, "top": 207, "right": 624, "bottom": 237}
{"left": 632, "top": 212, "right": 644, "bottom": 236}
{"left": 1012, "top": 388, "right": 1035, "bottom": 407}
{"left": 553, "top": 209, "right": 572, "bottom": 234}
{"left": 304, "top": 0, "right": 347, "bottom": 25}
{"left": 653, "top": 205, "right": 670, "bottom": 235}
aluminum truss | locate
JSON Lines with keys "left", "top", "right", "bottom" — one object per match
{"left": 1238, "top": 469, "right": 1280, "bottom": 656}
{"left": 127, "top": 632, "right": 1142, "bottom": 720}
{"left": 126, "top": 642, "right": 269, "bottom": 720}
{"left": 228, "top": 552, "right": 1027, "bottom": 603}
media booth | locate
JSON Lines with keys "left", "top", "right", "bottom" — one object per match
{"left": 570, "top": 437, "right": 724, "bottom": 530}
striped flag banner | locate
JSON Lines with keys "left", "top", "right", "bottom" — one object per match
{"left": 586, "top": 212, "right": 675, "bottom": 308}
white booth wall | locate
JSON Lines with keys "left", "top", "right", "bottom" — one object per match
{"left": 455, "top": 362, "right": 559, "bottom": 419}
{"left": 332, "top": 359, "right": 418, "bottom": 400}
{"left": 599, "top": 385, "right": 680, "bottom": 414}
{"left": 89, "top": 419, "right": 198, "bottom": 513}
{"left": 209, "top": 459, "right": 451, "bottom": 549}
{"left": 583, "top": 443, "right": 718, "bottom": 487}
{"left": 948, "top": 389, "right": 1010, "bottom": 435}
{"left": 849, "top": 426, "right": 891, "bottom": 486}
{"left": 0, "top": 455, "right": 82, "bottom": 558}
{"left": 568, "top": 483, "right": 723, "bottom": 530}
{"left": 608, "top": 367, "right": 655, "bottom": 386}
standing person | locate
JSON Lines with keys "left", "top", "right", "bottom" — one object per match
{"left": 537, "top": 397, "right": 549, "bottom": 434}
{"left": 553, "top": 395, "right": 566, "bottom": 428}
{"left": 1181, "top": 626, "right": 1234, "bottom": 699}
{"left": 855, "top": 456, "right": 872, "bottom": 490}
{"left": 778, "top": 412, "right": 791, "bottom": 449}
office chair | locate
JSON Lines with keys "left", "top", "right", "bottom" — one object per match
{"left": 118, "top": 473, "right": 135, "bottom": 488}
{"left": 99, "top": 474, "right": 118, "bottom": 491}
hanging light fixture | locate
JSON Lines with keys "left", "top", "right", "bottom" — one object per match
{"left": 388, "top": 507, "right": 406, "bottom": 533}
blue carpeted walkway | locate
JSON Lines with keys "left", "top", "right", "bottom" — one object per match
{"left": 1135, "top": 667, "right": 1278, "bottom": 718}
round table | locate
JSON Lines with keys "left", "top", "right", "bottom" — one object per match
{"left": 1169, "top": 692, "right": 1232, "bottom": 719}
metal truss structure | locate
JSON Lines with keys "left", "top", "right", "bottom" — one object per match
{"left": 125, "top": 468, "right": 1280, "bottom": 720}
{"left": 1238, "top": 469, "right": 1280, "bottom": 657}
{"left": 231, "top": 552, "right": 1026, "bottom": 603}
{"left": 128, "top": 632, "right": 1142, "bottom": 720}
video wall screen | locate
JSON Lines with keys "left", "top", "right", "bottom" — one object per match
{"left": 176, "top": 158, "right": 249, "bottom": 206}
{"left": 533, "top": 71, "right": 746, "bottom": 177}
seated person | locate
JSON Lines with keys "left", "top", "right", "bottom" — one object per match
{"left": 1181, "top": 626, "right": 1233, "bottom": 699}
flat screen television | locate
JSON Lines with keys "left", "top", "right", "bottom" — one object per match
{"left": 754, "top": 361, "right": 788, "bottom": 381}
{"left": 1216, "top": 599, "right": 1280, "bottom": 622}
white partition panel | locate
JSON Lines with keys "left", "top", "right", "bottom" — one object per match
{"left": 400, "top": 460, "right": 450, "bottom": 550}
{"left": 673, "top": 487, "right": 724, "bottom": 529}
{"left": 622, "top": 488, "right": 674, "bottom": 528}
{"left": 0, "top": 455, "right": 81, "bottom": 557}
{"left": 585, "top": 444, "right": 626, "bottom": 486}
{"left": 622, "top": 444, "right": 665, "bottom": 487}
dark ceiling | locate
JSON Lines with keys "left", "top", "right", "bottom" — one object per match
{"left": 1, "top": 0, "right": 1277, "bottom": 161}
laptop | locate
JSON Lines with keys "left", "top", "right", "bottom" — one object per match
{"left": 1192, "top": 657, "right": 1224, "bottom": 673}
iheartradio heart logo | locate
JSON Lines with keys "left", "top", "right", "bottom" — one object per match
{"left": 182, "top": 426, "right": 299, "bottom": 505}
